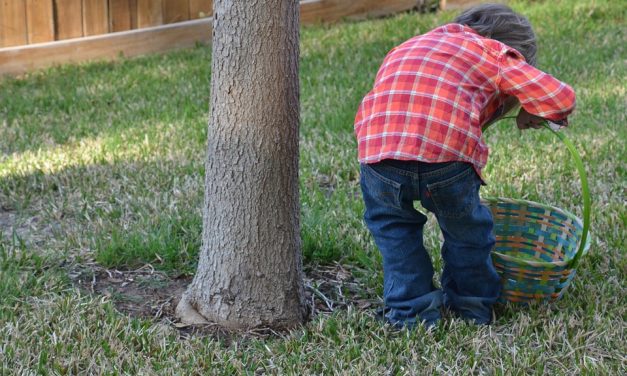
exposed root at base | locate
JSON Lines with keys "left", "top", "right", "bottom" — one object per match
{"left": 175, "top": 294, "right": 211, "bottom": 325}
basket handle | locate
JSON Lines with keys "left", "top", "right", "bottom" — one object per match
{"left": 484, "top": 118, "right": 591, "bottom": 267}
{"left": 545, "top": 126, "right": 591, "bottom": 266}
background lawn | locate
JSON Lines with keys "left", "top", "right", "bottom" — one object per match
{"left": 1, "top": 0, "right": 625, "bottom": 374}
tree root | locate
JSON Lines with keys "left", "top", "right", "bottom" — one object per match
{"left": 175, "top": 293, "right": 210, "bottom": 325}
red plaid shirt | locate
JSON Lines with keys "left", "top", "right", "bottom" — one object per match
{"left": 355, "top": 24, "right": 576, "bottom": 177}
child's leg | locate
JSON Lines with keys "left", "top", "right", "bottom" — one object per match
{"left": 360, "top": 162, "right": 442, "bottom": 328}
{"left": 419, "top": 162, "right": 501, "bottom": 324}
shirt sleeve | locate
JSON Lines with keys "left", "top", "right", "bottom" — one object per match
{"left": 497, "top": 51, "right": 576, "bottom": 123}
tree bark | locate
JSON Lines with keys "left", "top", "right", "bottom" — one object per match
{"left": 176, "top": 0, "right": 307, "bottom": 330}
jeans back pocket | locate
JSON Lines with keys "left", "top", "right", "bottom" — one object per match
{"left": 360, "top": 163, "right": 403, "bottom": 209}
{"left": 426, "top": 165, "right": 480, "bottom": 219}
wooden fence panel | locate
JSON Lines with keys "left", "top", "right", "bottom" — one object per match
{"left": 82, "top": 0, "right": 108, "bottom": 36}
{"left": 163, "top": 0, "right": 189, "bottom": 24}
{"left": 26, "top": 0, "right": 55, "bottom": 44}
{"left": 0, "top": 18, "right": 212, "bottom": 75}
{"left": 137, "top": 0, "right": 163, "bottom": 28}
{"left": 189, "top": 0, "right": 212, "bottom": 20}
{"left": 0, "top": 0, "right": 481, "bottom": 49}
{"left": 109, "top": 0, "right": 132, "bottom": 32}
{"left": 0, "top": 0, "right": 28, "bottom": 48}
{"left": 55, "top": 0, "right": 83, "bottom": 40}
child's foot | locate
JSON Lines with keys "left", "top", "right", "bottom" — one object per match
{"left": 443, "top": 304, "right": 495, "bottom": 325}
{"left": 373, "top": 306, "right": 439, "bottom": 330}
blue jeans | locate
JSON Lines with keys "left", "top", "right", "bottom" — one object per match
{"left": 360, "top": 160, "right": 501, "bottom": 327}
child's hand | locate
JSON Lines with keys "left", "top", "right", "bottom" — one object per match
{"left": 516, "top": 108, "right": 546, "bottom": 129}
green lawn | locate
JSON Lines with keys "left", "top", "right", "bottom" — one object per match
{"left": 1, "top": 0, "right": 625, "bottom": 374}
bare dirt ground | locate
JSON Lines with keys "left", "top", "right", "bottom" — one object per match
{"left": 0, "top": 207, "right": 57, "bottom": 248}
{"left": 69, "top": 262, "right": 379, "bottom": 339}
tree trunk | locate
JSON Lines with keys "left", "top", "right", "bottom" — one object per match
{"left": 175, "top": 0, "right": 306, "bottom": 330}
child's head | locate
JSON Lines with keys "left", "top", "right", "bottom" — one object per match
{"left": 454, "top": 3, "right": 537, "bottom": 66}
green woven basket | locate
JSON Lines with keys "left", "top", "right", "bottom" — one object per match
{"left": 482, "top": 125, "right": 591, "bottom": 304}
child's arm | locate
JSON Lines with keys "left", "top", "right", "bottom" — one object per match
{"left": 482, "top": 95, "right": 520, "bottom": 130}
{"left": 497, "top": 51, "right": 576, "bottom": 125}
{"left": 516, "top": 108, "right": 545, "bottom": 129}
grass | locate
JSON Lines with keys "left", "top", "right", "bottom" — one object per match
{"left": 1, "top": 0, "right": 625, "bottom": 373}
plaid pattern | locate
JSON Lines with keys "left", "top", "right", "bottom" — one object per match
{"left": 355, "top": 24, "right": 576, "bottom": 176}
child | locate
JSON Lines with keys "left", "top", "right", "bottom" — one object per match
{"left": 354, "top": 4, "right": 575, "bottom": 328}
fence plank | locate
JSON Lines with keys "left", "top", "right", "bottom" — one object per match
{"left": 109, "top": 0, "right": 131, "bottom": 32}
{"left": 26, "top": 0, "right": 54, "bottom": 44}
{"left": 55, "top": 0, "right": 83, "bottom": 40}
{"left": 82, "top": 0, "right": 108, "bottom": 36}
{"left": 163, "top": 0, "right": 189, "bottom": 24}
{"left": 137, "top": 0, "right": 163, "bottom": 28}
{"left": 189, "top": 0, "right": 212, "bottom": 19}
{"left": 0, "top": 0, "right": 28, "bottom": 48}
{"left": 129, "top": 0, "right": 138, "bottom": 29}
{"left": 301, "top": 0, "right": 418, "bottom": 24}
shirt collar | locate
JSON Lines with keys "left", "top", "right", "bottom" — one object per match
{"left": 433, "top": 23, "right": 480, "bottom": 36}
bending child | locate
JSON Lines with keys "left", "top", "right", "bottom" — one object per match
{"left": 354, "top": 3, "right": 575, "bottom": 328}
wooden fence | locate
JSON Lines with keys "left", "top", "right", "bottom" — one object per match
{"left": 0, "top": 0, "right": 214, "bottom": 48}
{"left": 0, "top": 0, "right": 485, "bottom": 76}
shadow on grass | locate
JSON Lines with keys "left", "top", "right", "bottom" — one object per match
{"left": 0, "top": 157, "right": 382, "bottom": 334}
{"left": 0, "top": 46, "right": 212, "bottom": 157}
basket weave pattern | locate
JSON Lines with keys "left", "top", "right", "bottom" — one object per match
{"left": 483, "top": 197, "right": 589, "bottom": 304}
